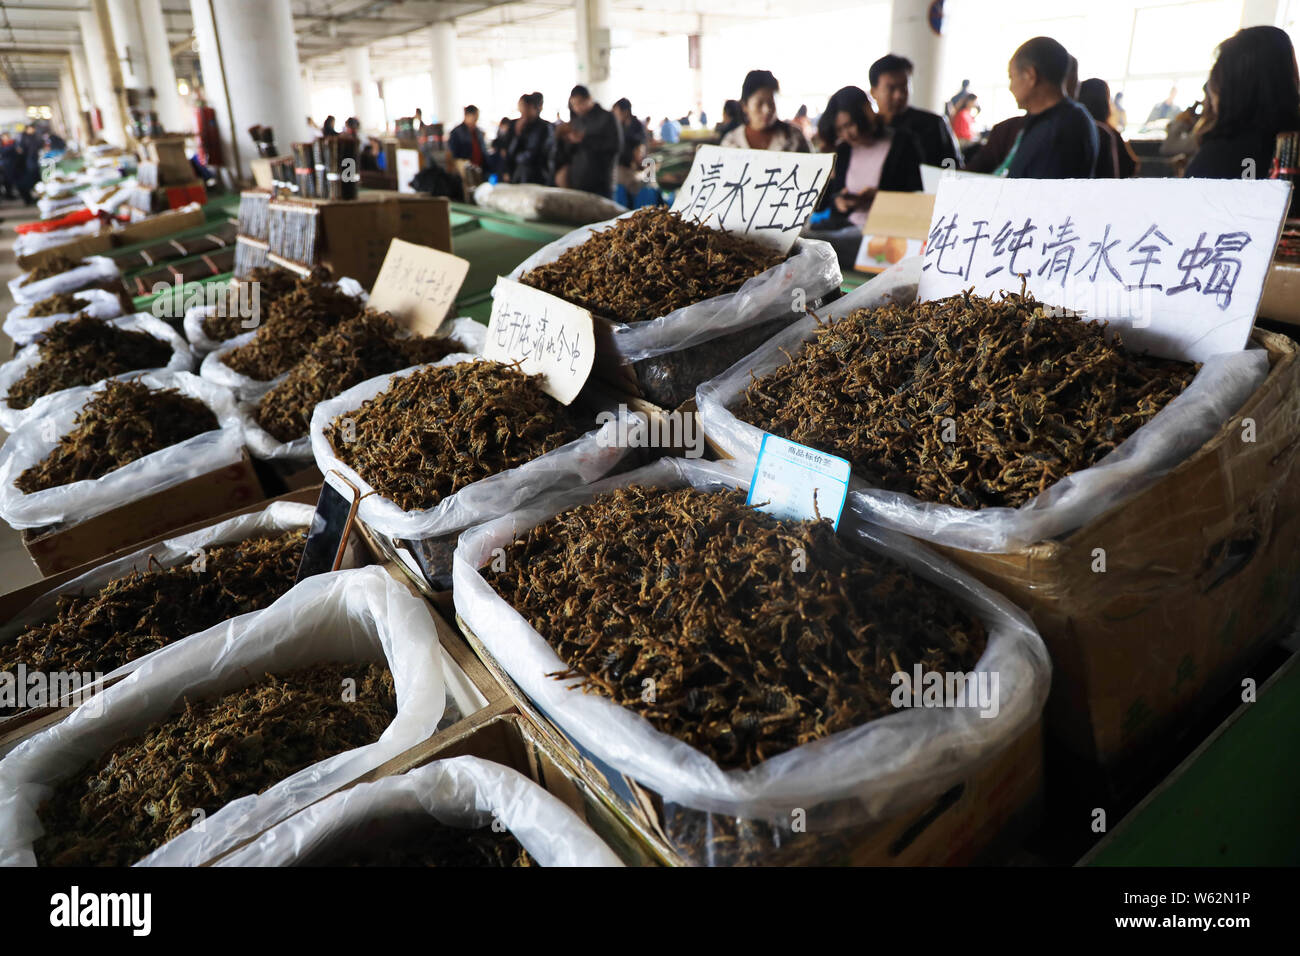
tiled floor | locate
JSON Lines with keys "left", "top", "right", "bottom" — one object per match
{"left": 0, "top": 196, "right": 51, "bottom": 592}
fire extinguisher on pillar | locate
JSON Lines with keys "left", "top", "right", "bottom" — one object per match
{"left": 196, "top": 104, "right": 223, "bottom": 167}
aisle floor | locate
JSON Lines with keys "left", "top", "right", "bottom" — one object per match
{"left": 0, "top": 196, "right": 51, "bottom": 591}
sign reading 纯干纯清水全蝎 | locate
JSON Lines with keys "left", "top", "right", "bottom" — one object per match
{"left": 917, "top": 177, "right": 1292, "bottom": 362}
{"left": 671, "top": 145, "right": 836, "bottom": 254}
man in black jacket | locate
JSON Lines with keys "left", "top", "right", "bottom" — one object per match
{"left": 1003, "top": 37, "right": 1098, "bottom": 178}
{"left": 555, "top": 85, "right": 621, "bottom": 198}
{"left": 870, "top": 54, "right": 962, "bottom": 169}
{"left": 506, "top": 92, "right": 553, "bottom": 184}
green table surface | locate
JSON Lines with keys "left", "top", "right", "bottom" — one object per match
{"left": 1082, "top": 653, "right": 1300, "bottom": 866}
{"left": 133, "top": 271, "right": 233, "bottom": 315}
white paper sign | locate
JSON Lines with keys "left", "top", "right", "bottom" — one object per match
{"left": 368, "top": 238, "right": 469, "bottom": 337}
{"left": 746, "top": 434, "right": 850, "bottom": 530}
{"left": 484, "top": 277, "right": 595, "bottom": 405}
{"left": 671, "top": 144, "right": 835, "bottom": 253}
{"left": 918, "top": 178, "right": 1292, "bottom": 363}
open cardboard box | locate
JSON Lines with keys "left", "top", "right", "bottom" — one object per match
{"left": 20, "top": 449, "right": 266, "bottom": 576}
{"left": 1, "top": 486, "right": 663, "bottom": 866}
{"left": 925, "top": 329, "right": 1300, "bottom": 792}
{"left": 452, "top": 613, "right": 1043, "bottom": 866}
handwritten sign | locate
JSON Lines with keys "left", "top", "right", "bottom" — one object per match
{"left": 485, "top": 277, "right": 595, "bottom": 405}
{"left": 368, "top": 239, "right": 470, "bottom": 336}
{"left": 747, "top": 434, "right": 850, "bottom": 530}
{"left": 671, "top": 144, "right": 835, "bottom": 254}
{"left": 918, "top": 178, "right": 1292, "bottom": 363}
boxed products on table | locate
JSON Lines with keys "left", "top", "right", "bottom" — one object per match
{"left": 509, "top": 206, "right": 842, "bottom": 408}
{"left": 695, "top": 257, "right": 1300, "bottom": 781}
{"left": 4, "top": 289, "right": 125, "bottom": 349}
{"left": 0, "top": 566, "right": 448, "bottom": 867}
{"left": 0, "top": 314, "right": 193, "bottom": 433}
{"left": 199, "top": 271, "right": 369, "bottom": 401}
{"left": 0, "top": 500, "right": 355, "bottom": 749}
{"left": 0, "top": 371, "right": 263, "bottom": 574}
{"left": 309, "top": 355, "right": 634, "bottom": 591}
{"left": 453, "top": 457, "right": 1051, "bottom": 865}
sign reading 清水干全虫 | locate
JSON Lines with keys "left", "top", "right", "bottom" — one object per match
{"left": 671, "top": 145, "right": 836, "bottom": 254}
{"left": 917, "top": 177, "right": 1292, "bottom": 363}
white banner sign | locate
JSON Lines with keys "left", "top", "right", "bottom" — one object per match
{"left": 485, "top": 277, "right": 595, "bottom": 405}
{"left": 917, "top": 177, "right": 1292, "bottom": 362}
{"left": 671, "top": 144, "right": 835, "bottom": 253}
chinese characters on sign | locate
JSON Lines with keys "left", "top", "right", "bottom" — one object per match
{"left": 485, "top": 277, "right": 595, "bottom": 405}
{"left": 671, "top": 145, "right": 836, "bottom": 254}
{"left": 747, "top": 433, "right": 851, "bottom": 530}
{"left": 368, "top": 238, "right": 470, "bottom": 336}
{"left": 917, "top": 178, "right": 1291, "bottom": 363}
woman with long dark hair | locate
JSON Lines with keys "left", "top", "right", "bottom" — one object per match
{"left": 1186, "top": 25, "right": 1300, "bottom": 178}
{"left": 804, "top": 85, "right": 922, "bottom": 269}
{"left": 719, "top": 70, "right": 810, "bottom": 152}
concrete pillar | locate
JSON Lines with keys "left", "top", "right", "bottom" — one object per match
{"left": 138, "top": 0, "right": 189, "bottom": 132}
{"left": 431, "top": 21, "right": 459, "bottom": 126}
{"left": 575, "top": 0, "right": 613, "bottom": 106}
{"left": 190, "top": 0, "right": 311, "bottom": 180}
{"left": 888, "top": 0, "right": 946, "bottom": 114}
{"left": 79, "top": 9, "right": 126, "bottom": 145}
{"left": 1240, "top": 0, "right": 1281, "bottom": 25}
{"left": 70, "top": 47, "right": 93, "bottom": 114}
{"left": 344, "top": 46, "right": 382, "bottom": 133}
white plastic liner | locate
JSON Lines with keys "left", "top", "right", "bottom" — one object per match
{"left": 196, "top": 277, "right": 369, "bottom": 398}
{"left": 309, "top": 355, "right": 630, "bottom": 540}
{"left": 4, "top": 289, "right": 124, "bottom": 348}
{"left": 0, "top": 313, "right": 194, "bottom": 433}
{"left": 506, "top": 214, "right": 843, "bottom": 363}
{"left": 12, "top": 221, "right": 105, "bottom": 259}
{"left": 241, "top": 317, "right": 487, "bottom": 462}
{"left": 0, "top": 370, "right": 243, "bottom": 531}
{"left": 216, "top": 755, "right": 623, "bottom": 867}
{"left": 8, "top": 256, "right": 121, "bottom": 306}
{"left": 695, "top": 257, "right": 1272, "bottom": 553}
{"left": 0, "top": 566, "right": 448, "bottom": 867}
{"left": 453, "top": 456, "right": 1051, "bottom": 823}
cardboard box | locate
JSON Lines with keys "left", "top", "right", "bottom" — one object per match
{"left": 929, "top": 330, "right": 1300, "bottom": 788}
{"left": 854, "top": 191, "right": 935, "bottom": 274}
{"left": 454, "top": 614, "right": 1043, "bottom": 866}
{"left": 264, "top": 194, "right": 452, "bottom": 289}
{"left": 15, "top": 232, "right": 114, "bottom": 272}
{"left": 1258, "top": 259, "right": 1300, "bottom": 328}
{"left": 20, "top": 451, "right": 266, "bottom": 576}
{"left": 140, "top": 135, "right": 194, "bottom": 185}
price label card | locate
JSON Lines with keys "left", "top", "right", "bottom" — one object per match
{"left": 746, "top": 433, "right": 850, "bottom": 529}
{"left": 671, "top": 144, "right": 835, "bottom": 254}
{"left": 918, "top": 177, "right": 1292, "bottom": 363}
{"left": 368, "top": 238, "right": 470, "bottom": 336}
{"left": 484, "top": 277, "right": 595, "bottom": 405}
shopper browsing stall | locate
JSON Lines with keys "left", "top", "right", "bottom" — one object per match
{"left": 719, "top": 70, "right": 811, "bottom": 152}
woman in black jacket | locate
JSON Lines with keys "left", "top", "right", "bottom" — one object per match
{"left": 1186, "top": 26, "right": 1300, "bottom": 181}
{"left": 805, "top": 85, "right": 922, "bottom": 269}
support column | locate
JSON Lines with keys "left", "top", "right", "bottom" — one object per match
{"left": 1239, "top": 0, "right": 1281, "bottom": 26}
{"left": 431, "top": 21, "right": 459, "bottom": 127}
{"left": 344, "top": 46, "right": 382, "bottom": 133}
{"left": 888, "top": 0, "right": 946, "bottom": 114}
{"left": 79, "top": 8, "right": 126, "bottom": 145}
{"left": 575, "top": 0, "right": 613, "bottom": 106}
{"left": 190, "top": 0, "right": 311, "bottom": 180}
{"left": 138, "top": 0, "right": 189, "bottom": 132}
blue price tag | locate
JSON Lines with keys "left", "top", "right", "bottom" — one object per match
{"left": 746, "top": 434, "right": 850, "bottom": 529}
